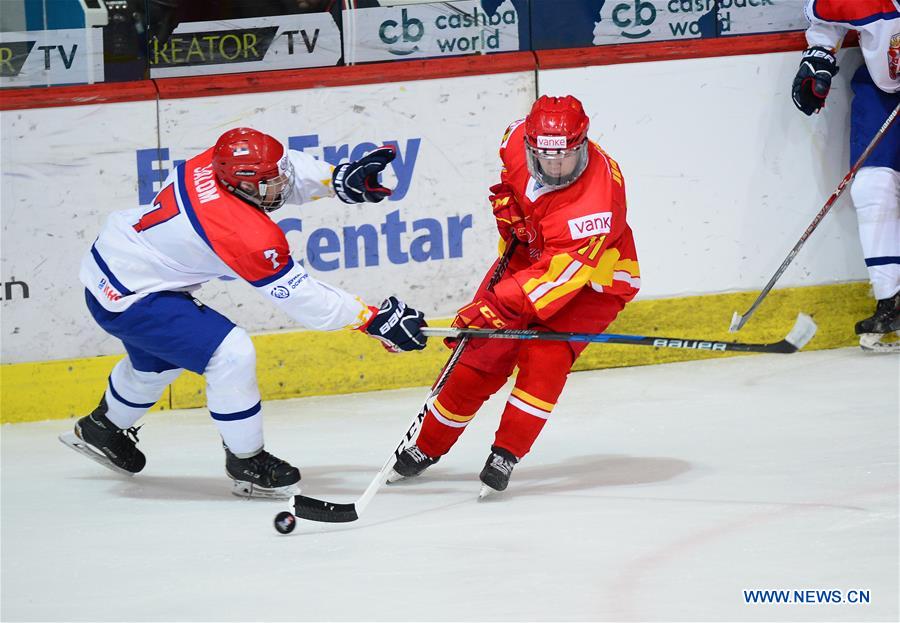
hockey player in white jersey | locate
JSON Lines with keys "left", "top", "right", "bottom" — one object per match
{"left": 792, "top": 0, "right": 900, "bottom": 350}
{"left": 59, "top": 127, "right": 429, "bottom": 498}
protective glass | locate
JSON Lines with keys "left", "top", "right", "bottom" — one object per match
{"left": 525, "top": 141, "right": 588, "bottom": 188}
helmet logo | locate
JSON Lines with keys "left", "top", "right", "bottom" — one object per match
{"left": 234, "top": 170, "right": 256, "bottom": 177}
{"left": 536, "top": 135, "right": 567, "bottom": 149}
{"left": 232, "top": 145, "right": 250, "bottom": 156}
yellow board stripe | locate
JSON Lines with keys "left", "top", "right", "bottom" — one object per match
{"left": 510, "top": 387, "right": 554, "bottom": 412}
{"left": 432, "top": 397, "right": 474, "bottom": 423}
{"left": 0, "top": 283, "right": 875, "bottom": 424}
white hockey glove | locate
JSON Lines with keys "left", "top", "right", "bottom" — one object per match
{"left": 332, "top": 145, "right": 396, "bottom": 204}
{"left": 359, "top": 296, "right": 428, "bottom": 352}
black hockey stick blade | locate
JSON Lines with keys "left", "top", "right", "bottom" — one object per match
{"left": 292, "top": 495, "right": 359, "bottom": 523}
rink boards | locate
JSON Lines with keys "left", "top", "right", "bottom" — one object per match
{"left": 0, "top": 45, "right": 874, "bottom": 423}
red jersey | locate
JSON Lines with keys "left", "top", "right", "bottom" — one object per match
{"left": 492, "top": 120, "right": 640, "bottom": 321}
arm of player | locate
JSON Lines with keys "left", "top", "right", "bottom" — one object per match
{"left": 253, "top": 260, "right": 428, "bottom": 351}
{"left": 792, "top": 2, "right": 847, "bottom": 115}
{"left": 286, "top": 149, "right": 339, "bottom": 204}
{"left": 492, "top": 187, "right": 631, "bottom": 321}
{"left": 257, "top": 259, "right": 374, "bottom": 331}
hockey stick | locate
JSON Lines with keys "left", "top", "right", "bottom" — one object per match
{"left": 421, "top": 311, "right": 817, "bottom": 354}
{"left": 287, "top": 240, "right": 519, "bottom": 524}
{"left": 730, "top": 101, "right": 900, "bottom": 332}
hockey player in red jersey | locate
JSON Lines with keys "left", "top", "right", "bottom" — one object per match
{"left": 792, "top": 0, "right": 900, "bottom": 350}
{"left": 390, "top": 95, "right": 640, "bottom": 495}
{"left": 60, "top": 128, "right": 428, "bottom": 498}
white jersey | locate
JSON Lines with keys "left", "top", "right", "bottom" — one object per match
{"left": 80, "top": 147, "right": 373, "bottom": 331}
{"left": 803, "top": 0, "right": 900, "bottom": 93}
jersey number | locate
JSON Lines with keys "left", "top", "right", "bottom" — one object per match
{"left": 134, "top": 184, "right": 180, "bottom": 232}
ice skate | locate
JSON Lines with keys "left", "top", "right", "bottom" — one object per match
{"left": 58, "top": 397, "right": 146, "bottom": 476}
{"left": 478, "top": 446, "right": 518, "bottom": 499}
{"left": 855, "top": 293, "right": 900, "bottom": 353}
{"left": 225, "top": 446, "right": 301, "bottom": 499}
{"left": 387, "top": 444, "right": 439, "bottom": 483}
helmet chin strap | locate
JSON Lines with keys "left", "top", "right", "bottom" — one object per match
{"left": 218, "top": 177, "right": 268, "bottom": 211}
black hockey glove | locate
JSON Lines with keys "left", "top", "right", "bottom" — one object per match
{"left": 332, "top": 145, "right": 396, "bottom": 204}
{"left": 792, "top": 46, "right": 839, "bottom": 116}
{"left": 361, "top": 296, "right": 428, "bottom": 352}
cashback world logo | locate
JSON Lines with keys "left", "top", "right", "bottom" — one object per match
{"left": 611, "top": 0, "right": 657, "bottom": 39}
{"left": 377, "top": 7, "right": 516, "bottom": 56}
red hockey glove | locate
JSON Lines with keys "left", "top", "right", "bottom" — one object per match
{"left": 444, "top": 292, "right": 514, "bottom": 349}
{"left": 489, "top": 183, "right": 532, "bottom": 243}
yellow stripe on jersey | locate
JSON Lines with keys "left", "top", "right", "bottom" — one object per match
{"left": 510, "top": 387, "right": 555, "bottom": 412}
{"left": 613, "top": 258, "right": 640, "bottom": 277}
{"left": 589, "top": 247, "right": 622, "bottom": 287}
{"left": 344, "top": 297, "right": 373, "bottom": 329}
{"left": 433, "top": 398, "right": 475, "bottom": 423}
{"left": 532, "top": 263, "right": 593, "bottom": 311}
{"left": 522, "top": 254, "right": 577, "bottom": 298}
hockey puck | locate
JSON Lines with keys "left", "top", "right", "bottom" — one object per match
{"left": 273, "top": 511, "right": 296, "bottom": 534}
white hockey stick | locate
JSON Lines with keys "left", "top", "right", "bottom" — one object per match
{"left": 730, "top": 101, "right": 900, "bottom": 332}
{"left": 284, "top": 240, "right": 519, "bottom": 524}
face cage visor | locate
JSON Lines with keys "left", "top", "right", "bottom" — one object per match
{"left": 256, "top": 156, "right": 296, "bottom": 212}
{"left": 525, "top": 140, "right": 588, "bottom": 189}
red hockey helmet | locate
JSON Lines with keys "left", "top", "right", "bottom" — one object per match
{"left": 523, "top": 95, "right": 590, "bottom": 188}
{"left": 212, "top": 128, "right": 295, "bottom": 212}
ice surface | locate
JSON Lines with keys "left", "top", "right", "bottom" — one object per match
{"left": 2, "top": 348, "right": 897, "bottom": 622}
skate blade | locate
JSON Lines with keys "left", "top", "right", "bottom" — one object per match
{"left": 478, "top": 484, "right": 499, "bottom": 501}
{"left": 230, "top": 480, "right": 301, "bottom": 500}
{"left": 859, "top": 333, "right": 900, "bottom": 353}
{"left": 58, "top": 431, "right": 136, "bottom": 478}
{"left": 386, "top": 469, "right": 407, "bottom": 484}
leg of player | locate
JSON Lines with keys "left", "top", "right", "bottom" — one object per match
{"left": 850, "top": 167, "right": 900, "bottom": 350}
{"left": 204, "top": 327, "right": 301, "bottom": 499}
{"left": 389, "top": 362, "right": 509, "bottom": 482}
{"left": 480, "top": 340, "right": 575, "bottom": 498}
{"left": 59, "top": 356, "right": 182, "bottom": 475}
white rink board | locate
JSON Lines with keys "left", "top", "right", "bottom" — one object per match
{"left": 0, "top": 101, "right": 160, "bottom": 363}
{"left": 0, "top": 50, "right": 873, "bottom": 364}
{"left": 155, "top": 73, "right": 534, "bottom": 341}
{"left": 539, "top": 49, "right": 868, "bottom": 299}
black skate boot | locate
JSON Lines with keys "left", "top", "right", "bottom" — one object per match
{"left": 387, "top": 444, "right": 439, "bottom": 482}
{"left": 855, "top": 292, "right": 900, "bottom": 352}
{"left": 225, "top": 446, "right": 301, "bottom": 499}
{"left": 58, "top": 396, "right": 146, "bottom": 475}
{"left": 478, "top": 446, "right": 518, "bottom": 498}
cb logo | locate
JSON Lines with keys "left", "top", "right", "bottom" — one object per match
{"left": 379, "top": 8, "right": 423, "bottom": 55}
{"left": 612, "top": 0, "right": 657, "bottom": 39}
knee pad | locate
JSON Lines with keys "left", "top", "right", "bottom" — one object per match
{"left": 851, "top": 167, "right": 900, "bottom": 223}
{"left": 204, "top": 328, "right": 260, "bottom": 414}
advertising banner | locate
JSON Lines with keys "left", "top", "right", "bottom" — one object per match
{"left": 0, "top": 28, "right": 104, "bottom": 88}
{"left": 531, "top": 0, "right": 806, "bottom": 49}
{"left": 342, "top": 0, "right": 525, "bottom": 64}
{"left": 149, "top": 13, "right": 341, "bottom": 78}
